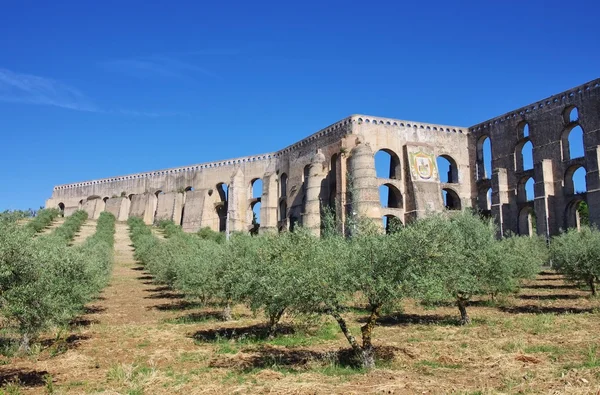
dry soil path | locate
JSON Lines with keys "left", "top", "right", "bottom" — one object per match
{"left": 70, "top": 219, "right": 97, "bottom": 246}
{"left": 34, "top": 222, "right": 204, "bottom": 393}
{"left": 39, "top": 217, "right": 65, "bottom": 235}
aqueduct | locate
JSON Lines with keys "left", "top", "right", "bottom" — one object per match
{"left": 46, "top": 79, "right": 600, "bottom": 237}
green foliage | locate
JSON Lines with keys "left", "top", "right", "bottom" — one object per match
{"left": 197, "top": 227, "right": 225, "bottom": 243}
{"left": 0, "top": 210, "right": 34, "bottom": 224}
{"left": 158, "top": 220, "right": 183, "bottom": 238}
{"left": 0, "top": 212, "right": 115, "bottom": 350}
{"left": 127, "top": 211, "right": 550, "bottom": 368}
{"left": 550, "top": 225, "right": 600, "bottom": 295}
{"left": 24, "top": 208, "right": 60, "bottom": 234}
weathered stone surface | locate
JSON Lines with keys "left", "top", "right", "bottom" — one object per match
{"left": 45, "top": 79, "right": 600, "bottom": 236}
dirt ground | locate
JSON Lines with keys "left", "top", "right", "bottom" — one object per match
{"left": 2, "top": 223, "right": 600, "bottom": 394}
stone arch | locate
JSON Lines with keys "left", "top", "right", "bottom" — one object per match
{"left": 250, "top": 178, "right": 263, "bottom": 199}
{"left": 382, "top": 214, "right": 403, "bottom": 234}
{"left": 564, "top": 165, "right": 587, "bottom": 196}
{"left": 517, "top": 176, "right": 535, "bottom": 203}
{"left": 379, "top": 183, "right": 403, "bottom": 209}
{"left": 515, "top": 138, "right": 533, "bottom": 171}
{"left": 78, "top": 199, "right": 84, "bottom": 210}
{"left": 518, "top": 206, "right": 535, "bottom": 236}
{"left": 58, "top": 202, "right": 65, "bottom": 216}
{"left": 103, "top": 197, "right": 110, "bottom": 203}
{"left": 563, "top": 105, "right": 579, "bottom": 124}
{"left": 476, "top": 136, "right": 492, "bottom": 180}
{"left": 437, "top": 154, "right": 458, "bottom": 183}
{"left": 442, "top": 188, "right": 461, "bottom": 210}
{"left": 280, "top": 173, "right": 288, "bottom": 198}
{"left": 519, "top": 121, "right": 530, "bottom": 139}
{"left": 561, "top": 124, "right": 585, "bottom": 160}
{"left": 374, "top": 149, "right": 401, "bottom": 179}
{"left": 565, "top": 198, "right": 588, "bottom": 230}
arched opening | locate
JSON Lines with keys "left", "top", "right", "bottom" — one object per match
{"left": 565, "top": 199, "right": 588, "bottom": 230}
{"left": 251, "top": 178, "right": 263, "bottom": 199}
{"left": 382, "top": 215, "right": 402, "bottom": 234}
{"left": 154, "top": 190, "right": 164, "bottom": 222}
{"left": 328, "top": 154, "right": 338, "bottom": 209}
{"left": 566, "top": 125, "right": 585, "bottom": 160}
{"left": 78, "top": 199, "right": 84, "bottom": 210}
{"left": 518, "top": 206, "right": 535, "bottom": 236}
{"left": 58, "top": 202, "right": 65, "bottom": 217}
{"left": 216, "top": 183, "right": 228, "bottom": 232}
{"left": 280, "top": 173, "right": 288, "bottom": 198}
{"left": 180, "top": 187, "right": 194, "bottom": 226}
{"left": 521, "top": 122, "right": 530, "bottom": 138}
{"left": 476, "top": 136, "right": 492, "bottom": 180}
{"left": 279, "top": 200, "right": 287, "bottom": 222}
{"left": 379, "top": 183, "right": 403, "bottom": 209}
{"left": 442, "top": 188, "right": 461, "bottom": 210}
{"left": 127, "top": 194, "right": 134, "bottom": 200}
{"left": 436, "top": 155, "right": 458, "bottom": 183}
{"left": 375, "top": 149, "right": 401, "bottom": 179}
{"left": 250, "top": 201, "right": 261, "bottom": 235}
{"left": 477, "top": 187, "right": 492, "bottom": 216}
{"left": 563, "top": 106, "right": 579, "bottom": 124}
{"left": 564, "top": 166, "right": 587, "bottom": 195}
{"left": 103, "top": 197, "right": 109, "bottom": 203}
{"left": 517, "top": 176, "right": 535, "bottom": 203}
{"left": 515, "top": 139, "right": 534, "bottom": 171}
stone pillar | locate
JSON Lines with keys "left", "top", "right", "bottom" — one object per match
{"left": 303, "top": 150, "right": 327, "bottom": 235}
{"left": 260, "top": 172, "right": 278, "bottom": 233}
{"left": 587, "top": 146, "right": 600, "bottom": 227}
{"left": 227, "top": 167, "right": 246, "bottom": 232}
{"left": 491, "top": 168, "right": 510, "bottom": 237}
{"left": 534, "top": 159, "right": 556, "bottom": 239}
{"left": 181, "top": 190, "right": 205, "bottom": 232}
{"left": 348, "top": 142, "right": 381, "bottom": 228}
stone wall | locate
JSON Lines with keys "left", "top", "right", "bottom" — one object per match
{"left": 46, "top": 78, "right": 600, "bottom": 236}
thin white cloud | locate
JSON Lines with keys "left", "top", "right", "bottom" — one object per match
{"left": 0, "top": 67, "right": 187, "bottom": 117}
{"left": 0, "top": 67, "right": 98, "bottom": 112}
{"left": 102, "top": 55, "right": 217, "bottom": 80}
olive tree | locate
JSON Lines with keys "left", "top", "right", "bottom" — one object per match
{"left": 550, "top": 225, "right": 600, "bottom": 295}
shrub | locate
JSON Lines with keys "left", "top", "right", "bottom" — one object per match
{"left": 550, "top": 225, "right": 600, "bottom": 295}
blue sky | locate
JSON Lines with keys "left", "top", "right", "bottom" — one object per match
{"left": 1, "top": 0, "right": 598, "bottom": 210}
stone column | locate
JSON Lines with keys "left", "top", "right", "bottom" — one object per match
{"left": 303, "top": 150, "right": 327, "bottom": 236}
{"left": 534, "top": 159, "right": 556, "bottom": 239}
{"left": 348, "top": 142, "right": 381, "bottom": 229}
{"left": 491, "top": 168, "right": 510, "bottom": 237}
{"left": 227, "top": 167, "right": 246, "bottom": 232}
{"left": 260, "top": 172, "right": 278, "bottom": 233}
{"left": 587, "top": 146, "right": 600, "bottom": 227}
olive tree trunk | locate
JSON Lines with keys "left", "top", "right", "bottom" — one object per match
{"left": 457, "top": 298, "right": 471, "bottom": 325}
{"left": 267, "top": 308, "right": 286, "bottom": 338}
{"left": 222, "top": 302, "right": 232, "bottom": 321}
{"left": 589, "top": 276, "right": 597, "bottom": 296}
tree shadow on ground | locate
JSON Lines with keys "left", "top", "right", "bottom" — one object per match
{"left": 131, "top": 266, "right": 145, "bottom": 271}
{"left": 538, "top": 271, "right": 561, "bottom": 276}
{"left": 210, "top": 344, "right": 397, "bottom": 370}
{"left": 0, "top": 369, "right": 48, "bottom": 387}
{"left": 151, "top": 300, "right": 204, "bottom": 311}
{"left": 84, "top": 305, "right": 106, "bottom": 314}
{"left": 358, "top": 313, "right": 461, "bottom": 327}
{"left": 137, "top": 275, "right": 154, "bottom": 281}
{"left": 166, "top": 311, "right": 224, "bottom": 324}
{"left": 144, "top": 292, "right": 185, "bottom": 300}
{"left": 499, "top": 305, "right": 595, "bottom": 314}
{"left": 192, "top": 323, "right": 295, "bottom": 342}
{"left": 521, "top": 284, "right": 578, "bottom": 290}
{"left": 69, "top": 317, "right": 100, "bottom": 328}
{"left": 40, "top": 334, "right": 91, "bottom": 354}
{"left": 517, "top": 294, "right": 583, "bottom": 300}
